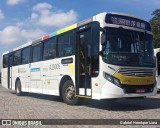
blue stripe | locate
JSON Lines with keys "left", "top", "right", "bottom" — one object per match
{"left": 50, "top": 32, "right": 57, "bottom": 37}
{"left": 31, "top": 68, "right": 40, "bottom": 72}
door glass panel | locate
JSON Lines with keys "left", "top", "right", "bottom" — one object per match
{"left": 79, "top": 29, "right": 92, "bottom": 89}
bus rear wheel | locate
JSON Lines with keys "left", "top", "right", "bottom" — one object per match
{"left": 16, "top": 80, "right": 22, "bottom": 96}
{"left": 62, "top": 80, "right": 79, "bottom": 105}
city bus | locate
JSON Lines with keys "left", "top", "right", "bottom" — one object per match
{"left": 154, "top": 48, "right": 160, "bottom": 91}
{"left": 1, "top": 12, "right": 157, "bottom": 105}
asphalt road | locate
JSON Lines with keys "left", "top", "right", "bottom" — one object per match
{"left": 0, "top": 84, "right": 160, "bottom": 128}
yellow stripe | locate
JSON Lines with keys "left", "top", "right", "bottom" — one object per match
{"left": 114, "top": 72, "right": 155, "bottom": 85}
{"left": 57, "top": 24, "right": 77, "bottom": 35}
{"left": 68, "top": 64, "right": 74, "bottom": 75}
{"left": 65, "top": 24, "right": 77, "bottom": 31}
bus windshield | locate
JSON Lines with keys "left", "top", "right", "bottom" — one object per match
{"left": 102, "top": 27, "right": 155, "bottom": 67}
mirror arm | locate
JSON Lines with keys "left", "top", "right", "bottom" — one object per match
{"left": 99, "top": 50, "right": 103, "bottom": 56}
{"left": 100, "top": 27, "right": 106, "bottom": 33}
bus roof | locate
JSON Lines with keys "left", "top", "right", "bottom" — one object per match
{"left": 3, "top": 12, "right": 149, "bottom": 55}
{"left": 3, "top": 17, "right": 93, "bottom": 54}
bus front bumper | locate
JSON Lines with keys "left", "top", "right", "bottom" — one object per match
{"left": 101, "top": 81, "right": 157, "bottom": 99}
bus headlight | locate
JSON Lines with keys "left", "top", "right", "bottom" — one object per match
{"left": 103, "top": 72, "right": 121, "bottom": 86}
{"left": 113, "top": 78, "right": 121, "bottom": 86}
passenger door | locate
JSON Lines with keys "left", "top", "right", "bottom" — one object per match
{"left": 76, "top": 29, "right": 92, "bottom": 97}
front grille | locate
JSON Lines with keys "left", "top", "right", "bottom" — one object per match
{"left": 118, "top": 68, "right": 153, "bottom": 77}
{"left": 121, "top": 84, "right": 155, "bottom": 93}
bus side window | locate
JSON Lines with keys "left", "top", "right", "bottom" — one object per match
{"left": 22, "top": 47, "right": 31, "bottom": 64}
{"left": 3, "top": 55, "right": 8, "bottom": 68}
{"left": 43, "top": 37, "right": 56, "bottom": 60}
{"left": 32, "top": 44, "right": 41, "bottom": 62}
{"left": 9, "top": 54, "right": 13, "bottom": 67}
{"left": 13, "top": 50, "right": 21, "bottom": 66}
{"left": 58, "top": 32, "right": 74, "bottom": 57}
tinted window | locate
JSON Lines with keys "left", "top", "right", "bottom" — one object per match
{"left": 43, "top": 38, "right": 56, "bottom": 60}
{"left": 32, "top": 44, "right": 41, "bottom": 62}
{"left": 102, "top": 27, "right": 154, "bottom": 67}
{"left": 14, "top": 50, "right": 21, "bottom": 66}
{"left": 58, "top": 32, "right": 74, "bottom": 57}
{"left": 91, "top": 25, "right": 99, "bottom": 77}
{"left": 3, "top": 55, "right": 8, "bottom": 68}
{"left": 22, "top": 47, "right": 31, "bottom": 64}
{"left": 9, "top": 54, "right": 13, "bottom": 66}
{"left": 157, "top": 52, "right": 160, "bottom": 75}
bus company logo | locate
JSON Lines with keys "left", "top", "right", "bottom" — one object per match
{"left": 147, "top": 80, "right": 153, "bottom": 83}
{"left": 136, "top": 79, "right": 144, "bottom": 83}
{"left": 122, "top": 79, "right": 131, "bottom": 83}
{"left": 2, "top": 120, "right": 11, "bottom": 125}
{"left": 122, "top": 79, "right": 144, "bottom": 84}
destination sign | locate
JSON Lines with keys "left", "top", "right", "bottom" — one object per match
{"left": 105, "top": 14, "right": 151, "bottom": 31}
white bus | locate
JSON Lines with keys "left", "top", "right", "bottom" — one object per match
{"left": 154, "top": 48, "right": 160, "bottom": 91}
{"left": 1, "top": 12, "right": 157, "bottom": 105}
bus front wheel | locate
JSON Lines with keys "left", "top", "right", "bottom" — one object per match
{"left": 62, "top": 80, "right": 79, "bottom": 105}
{"left": 16, "top": 80, "right": 22, "bottom": 96}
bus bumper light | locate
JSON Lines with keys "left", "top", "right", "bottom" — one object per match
{"left": 103, "top": 71, "right": 121, "bottom": 86}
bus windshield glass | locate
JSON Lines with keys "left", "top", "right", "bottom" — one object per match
{"left": 102, "top": 27, "right": 155, "bottom": 67}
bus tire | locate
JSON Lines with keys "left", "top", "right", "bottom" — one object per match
{"left": 16, "top": 80, "right": 22, "bottom": 96}
{"left": 62, "top": 80, "right": 79, "bottom": 105}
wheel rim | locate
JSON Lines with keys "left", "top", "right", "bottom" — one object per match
{"left": 17, "top": 86, "right": 19, "bottom": 93}
{"left": 65, "top": 85, "right": 75, "bottom": 101}
{"left": 16, "top": 83, "right": 20, "bottom": 94}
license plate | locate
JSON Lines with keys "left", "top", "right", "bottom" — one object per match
{"left": 136, "top": 88, "right": 145, "bottom": 93}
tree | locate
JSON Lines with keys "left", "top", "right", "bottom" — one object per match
{"left": 150, "top": 9, "right": 160, "bottom": 48}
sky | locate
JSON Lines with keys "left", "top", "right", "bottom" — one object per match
{"left": 0, "top": 0, "right": 160, "bottom": 69}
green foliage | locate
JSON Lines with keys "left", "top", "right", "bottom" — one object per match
{"left": 150, "top": 9, "right": 160, "bottom": 48}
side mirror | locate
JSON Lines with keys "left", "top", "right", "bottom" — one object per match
{"left": 101, "top": 33, "right": 106, "bottom": 45}
{"left": 100, "top": 28, "right": 106, "bottom": 45}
